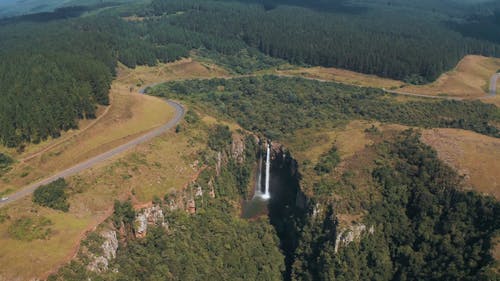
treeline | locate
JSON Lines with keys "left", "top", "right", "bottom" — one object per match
{"left": 292, "top": 131, "right": 500, "bottom": 280}
{"left": 141, "top": 0, "right": 500, "bottom": 82}
{"left": 0, "top": 15, "right": 188, "bottom": 147}
{"left": 150, "top": 76, "right": 500, "bottom": 138}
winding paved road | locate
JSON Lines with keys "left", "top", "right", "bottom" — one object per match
{"left": 0, "top": 96, "right": 184, "bottom": 207}
{"left": 490, "top": 73, "right": 500, "bottom": 96}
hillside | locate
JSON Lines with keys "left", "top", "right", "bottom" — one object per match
{"left": 422, "top": 128, "right": 500, "bottom": 200}
{"left": 401, "top": 55, "right": 500, "bottom": 98}
{"left": 0, "top": 0, "right": 499, "bottom": 280}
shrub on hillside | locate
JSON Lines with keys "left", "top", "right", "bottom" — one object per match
{"left": 208, "top": 125, "right": 232, "bottom": 151}
{"left": 314, "top": 146, "right": 341, "bottom": 175}
{"left": 33, "top": 178, "right": 70, "bottom": 212}
{"left": 0, "top": 153, "right": 13, "bottom": 175}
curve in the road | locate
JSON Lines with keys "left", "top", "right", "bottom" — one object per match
{"left": 0, "top": 98, "right": 184, "bottom": 207}
{"left": 490, "top": 73, "right": 500, "bottom": 96}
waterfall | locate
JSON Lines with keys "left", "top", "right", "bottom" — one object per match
{"left": 254, "top": 152, "right": 263, "bottom": 198}
{"left": 262, "top": 144, "right": 271, "bottom": 199}
{"left": 252, "top": 142, "right": 271, "bottom": 200}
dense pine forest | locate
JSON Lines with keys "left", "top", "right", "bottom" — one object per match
{"left": 0, "top": 12, "right": 187, "bottom": 147}
{"left": 1, "top": 0, "right": 500, "bottom": 147}
{"left": 142, "top": 0, "right": 500, "bottom": 82}
{"left": 0, "top": 24, "right": 111, "bottom": 147}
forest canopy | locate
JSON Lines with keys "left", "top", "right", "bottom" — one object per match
{"left": 292, "top": 131, "right": 500, "bottom": 281}
{"left": 0, "top": 15, "right": 187, "bottom": 147}
{"left": 142, "top": 0, "right": 500, "bottom": 82}
{"left": 150, "top": 76, "right": 500, "bottom": 139}
{"left": 1, "top": 0, "right": 499, "bottom": 147}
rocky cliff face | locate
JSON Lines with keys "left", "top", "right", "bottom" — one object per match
{"left": 334, "top": 224, "right": 374, "bottom": 253}
{"left": 135, "top": 205, "right": 168, "bottom": 238}
{"left": 87, "top": 230, "right": 119, "bottom": 273}
{"left": 267, "top": 140, "right": 308, "bottom": 209}
{"left": 231, "top": 134, "right": 246, "bottom": 164}
{"left": 130, "top": 133, "right": 250, "bottom": 239}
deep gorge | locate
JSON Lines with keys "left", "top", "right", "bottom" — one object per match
{"left": 243, "top": 142, "right": 309, "bottom": 280}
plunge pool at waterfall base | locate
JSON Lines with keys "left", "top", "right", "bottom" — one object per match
{"left": 241, "top": 162, "right": 299, "bottom": 219}
{"left": 241, "top": 197, "right": 269, "bottom": 219}
{"left": 240, "top": 148, "right": 305, "bottom": 219}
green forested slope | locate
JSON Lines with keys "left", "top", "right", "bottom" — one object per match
{"left": 150, "top": 76, "right": 500, "bottom": 138}
{"left": 51, "top": 204, "right": 285, "bottom": 281}
{"left": 292, "top": 131, "right": 500, "bottom": 281}
{"left": 113, "top": 208, "right": 285, "bottom": 281}
{"left": 0, "top": 16, "right": 187, "bottom": 147}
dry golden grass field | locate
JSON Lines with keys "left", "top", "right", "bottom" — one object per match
{"left": 274, "top": 55, "right": 500, "bottom": 102}
{"left": 0, "top": 125, "right": 207, "bottom": 281}
{"left": 285, "top": 121, "right": 408, "bottom": 227}
{"left": 275, "top": 65, "right": 405, "bottom": 89}
{"left": 402, "top": 55, "right": 500, "bottom": 98}
{"left": 286, "top": 120, "right": 374, "bottom": 167}
{"left": 286, "top": 121, "right": 376, "bottom": 224}
{"left": 421, "top": 128, "right": 500, "bottom": 200}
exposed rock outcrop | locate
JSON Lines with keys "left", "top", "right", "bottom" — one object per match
{"left": 87, "top": 230, "right": 119, "bottom": 273}
{"left": 208, "top": 178, "right": 216, "bottom": 198}
{"left": 231, "top": 134, "right": 246, "bottom": 163}
{"left": 334, "top": 223, "right": 374, "bottom": 253}
{"left": 134, "top": 205, "right": 168, "bottom": 238}
{"left": 102, "top": 231, "right": 119, "bottom": 260}
{"left": 216, "top": 151, "right": 222, "bottom": 176}
{"left": 187, "top": 199, "right": 196, "bottom": 214}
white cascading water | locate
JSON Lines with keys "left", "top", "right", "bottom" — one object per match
{"left": 262, "top": 144, "right": 271, "bottom": 199}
